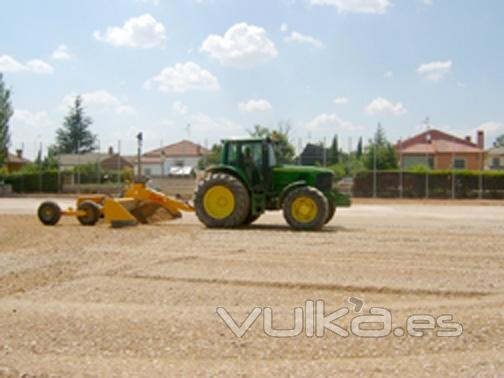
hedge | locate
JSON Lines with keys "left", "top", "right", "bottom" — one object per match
{"left": 0, "top": 170, "right": 60, "bottom": 193}
{"left": 353, "top": 170, "right": 504, "bottom": 199}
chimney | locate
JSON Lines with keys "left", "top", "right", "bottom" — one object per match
{"left": 16, "top": 149, "right": 23, "bottom": 158}
{"left": 108, "top": 146, "right": 114, "bottom": 156}
{"left": 465, "top": 136, "right": 471, "bottom": 143}
{"left": 477, "top": 130, "right": 484, "bottom": 150}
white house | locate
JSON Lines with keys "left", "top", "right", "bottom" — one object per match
{"left": 130, "top": 140, "right": 209, "bottom": 177}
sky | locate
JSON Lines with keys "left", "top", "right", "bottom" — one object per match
{"left": 1, "top": 0, "right": 504, "bottom": 158}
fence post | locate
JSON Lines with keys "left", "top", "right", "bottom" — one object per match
{"left": 373, "top": 145, "right": 377, "bottom": 198}
{"left": 479, "top": 150, "right": 483, "bottom": 199}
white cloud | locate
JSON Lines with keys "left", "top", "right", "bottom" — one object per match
{"left": 145, "top": 61, "right": 220, "bottom": 93}
{"left": 61, "top": 90, "right": 136, "bottom": 116}
{"left": 334, "top": 97, "right": 349, "bottom": 105}
{"left": 190, "top": 113, "right": 242, "bottom": 133}
{"left": 239, "top": 99, "right": 272, "bottom": 112}
{"left": 366, "top": 97, "right": 407, "bottom": 116}
{"left": 52, "top": 44, "right": 73, "bottom": 60}
{"left": 284, "top": 31, "right": 324, "bottom": 48}
{"left": 12, "top": 109, "right": 53, "bottom": 128}
{"left": 476, "top": 122, "right": 504, "bottom": 136}
{"left": 417, "top": 60, "right": 452, "bottom": 81}
{"left": 280, "top": 23, "right": 289, "bottom": 33}
{"left": 0, "top": 55, "right": 53, "bottom": 74}
{"left": 384, "top": 71, "right": 393, "bottom": 78}
{"left": 309, "top": 0, "right": 391, "bottom": 14}
{"left": 421, "top": 0, "right": 433, "bottom": 5}
{"left": 200, "top": 22, "right": 278, "bottom": 68}
{"left": 306, "top": 113, "right": 360, "bottom": 131}
{"left": 136, "top": 0, "right": 160, "bottom": 5}
{"left": 94, "top": 14, "right": 167, "bottom": 48}
{"left": 173, "top": 101, "right": 189, "bottom": 114}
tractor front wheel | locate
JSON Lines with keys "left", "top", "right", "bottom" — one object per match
{"left": 194, "top": 173, "right": 250, "bottom": 228}
{"left": 38, "top": 201, "right": 62, "bottom": 226}
{"left": 283, "top": 186, "right": 328, "bottom": 231}
{"left": 77, "top": 201, "right": 101, "bottom": 226}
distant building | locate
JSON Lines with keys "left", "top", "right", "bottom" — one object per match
{"left": 300, "top": 143, "right": 324, "bottom": 166}
{"left": 396, "top": 129, "right": 485, "bottom": 170}
{"left": 485, "top": 147, "right": 504, "bottom": 170}
{"left": 131, "top": 140, "right": 209, "bottom": 177}
{"left": 4, "top": 150, "right": 31, "bottom": 172}
{"left": 58, "top": 147, "right": 133, "bottom": 171}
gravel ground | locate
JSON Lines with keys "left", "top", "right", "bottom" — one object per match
{"left": 0, "top": 198, "right": 503, "bottom": 377}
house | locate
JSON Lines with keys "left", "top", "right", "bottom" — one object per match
{"left": 4, "top": 150, "right": 31, "bottom": 172}
{"left": 300, "top": 143, "right": 324, "bottom": 166}
{"left": 132, "top": 140, "right": 209, "bottom": 177}
{"left": 485, "top": 147, "right": 504, "bottom": 170}
{"left": 396, "top": 129, "right": 485, "bottom": 170}
{"left": 58, "top": 147, "right": 133, "bottom": 171}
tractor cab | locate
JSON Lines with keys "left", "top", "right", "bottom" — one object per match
{"left": 221, "top": 138, "right": 276, "bottom": 193}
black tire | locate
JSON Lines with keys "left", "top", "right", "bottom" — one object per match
{"left": 283, "top": 186, "right": 328, "bottom": 231}
{"left": 77, "top": 201, "right": 101, "bottom": 226}
{"left": 194, "top": 173, "right": 250, "bottom": 228}
{"left": 38, "top": 201, "right": 62, "bottom": 226}
{"left": 242, "top": 211, "right": 261, "bottom": 226}
{"left": 325, "top": 201, "right": 336, "bottom": 224}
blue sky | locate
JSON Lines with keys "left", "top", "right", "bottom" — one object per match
{"left": 1, "top": 0, "right": 504, "bottom": 158}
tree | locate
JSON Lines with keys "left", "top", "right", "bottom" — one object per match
{"left": 198, "top": 143, "right": 222, "bottom": 169}
{"left": 328, "top": 135, "right": 339, "bottom": 164}
{"left": 55, "top": 96, "right": 97, "bottom": 154}
{"left": 248, "top": 123, "right": 296, "bottom": 164}
{"left": 364, "top": 124, "right": 398, "bottom": 170}
{"left": 356, "top": 137, "right": 363, "bottom": 159}
{"left": 494, "top": 134, "right": 504, "bottom": 148}
{"left": 0, "top": 73, "right": 13, "bottom": 165}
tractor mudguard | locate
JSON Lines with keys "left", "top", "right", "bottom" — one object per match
{"left": 278, "top": 180, "right": 308, "bottom": 206}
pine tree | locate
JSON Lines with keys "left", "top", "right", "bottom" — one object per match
{"left": 0, "top": 74, "right": 13, "bottom": 165}
{"left": 328, "top": 134, "right": 339, "bottom": 164}
{"left": 364, "top": 124, "right": 398, "bottom": 170}
{"left": 55, "top": 96, "right": 97, "bottom": 154}
{"left": 356, "top": 137, "right": 363, "bottom": 159}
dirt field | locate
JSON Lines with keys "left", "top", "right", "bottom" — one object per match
{"left": 0, "top": 198, "right": 503, "bottom": 377}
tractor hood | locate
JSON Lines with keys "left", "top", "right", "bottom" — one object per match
{"left": 272, "top": 165, "right": 334, "bottom": 193}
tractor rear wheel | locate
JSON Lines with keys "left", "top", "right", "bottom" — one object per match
{"left": 194, "top": 173, "right": 250, "bottom": 228}
{"left": 325, "top": 201, "right": 336, "bottom": 224}
{"left": 38, "top": 201, "right": 62, "bottom": 226}
{"left": 242, "top": 211, "right": 261, "bottom": 226}
{"left": 283, "top": 186, "right": 328, "bottom": 231}
{"left": 77, "top": 201, "right": 101, "bottom": 226}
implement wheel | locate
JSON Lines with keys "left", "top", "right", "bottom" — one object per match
{"left": 77, "top": 201, "right": 101, "bottom": 226}
{"left": 38, "top": 201, "right": 62, "bottom": 226}
{"left": 194, "top": 173, "right": 250, "bottom": 228}
{"left": 283, "top": 186, "right": 328, "bottom": 231}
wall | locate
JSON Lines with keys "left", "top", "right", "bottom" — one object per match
{"left": 435, "top": 153, "right": 483, "bottom": 170}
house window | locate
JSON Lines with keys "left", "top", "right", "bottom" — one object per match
{"left": 144, "top": 168, "right": 152, "bottom": 176}
{"left": 492, "top": 157, "right": 500, "bottom": 168}
{"left": 174, "top": 159, "right": 184, "bottom": 167}
{"left": 453, "top": 159, "right": 466, "bottom": 170}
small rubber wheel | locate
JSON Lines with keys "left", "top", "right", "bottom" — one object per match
{"left": 194, "top": 173, "right": 250, "bottom": 228}
{"left": 325, "top": 201, "right": 336, "bottom": 224}
{"left": 77, "top": 201, "right": 101, "bottom": 226}
{"left": 38, "top": 201, "right": 62, "bottom": 226}
{"left": 283, "top": 186, "right": 328, "bottom": 231}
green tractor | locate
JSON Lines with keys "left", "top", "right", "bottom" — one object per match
{"left": 193, "top": 138, "right": 351, "bottom": 231}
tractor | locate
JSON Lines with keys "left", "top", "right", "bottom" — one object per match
{"left": 194, "top": 138, "right": 351, "bottom": 231}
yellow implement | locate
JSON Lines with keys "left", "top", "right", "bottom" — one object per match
{"left": 37, "top": 180, "right": 194, "bottom": 227}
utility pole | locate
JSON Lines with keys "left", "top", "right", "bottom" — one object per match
{"left": 137, "top": 132, "right": 143, "bottom": 178}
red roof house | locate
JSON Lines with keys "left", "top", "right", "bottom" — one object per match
{"left": 396, "top": 129, "right": 485, "bottom": 170}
